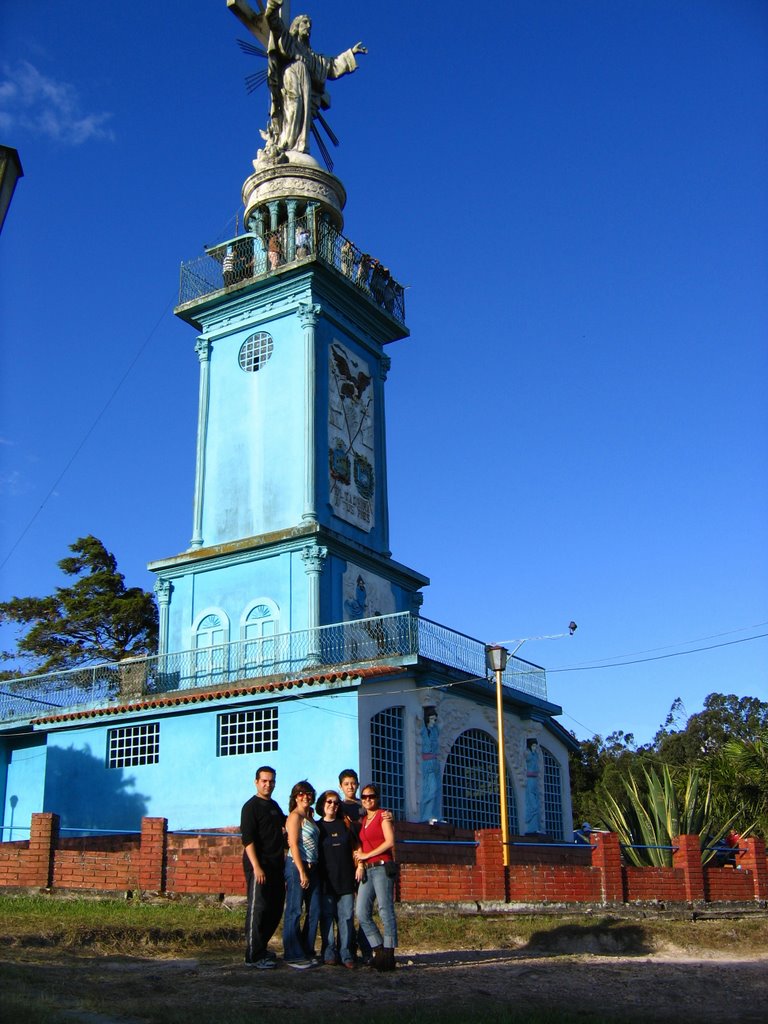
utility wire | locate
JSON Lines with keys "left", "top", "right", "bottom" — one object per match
{"left": 549, "top": 631, "right": 768, "bottom": 673}
{"left": 0, "top": 301, "right": 173, "bottom": 573}
{"left": 0, "top": 205, "right": 244, "bottom": 576}
{"left": 558, "top": 620, "right": 768, "bottom": 668}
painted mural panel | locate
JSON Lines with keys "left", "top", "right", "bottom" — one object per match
{"left": 328, "top": 340, "right": 375, "bottom": 532}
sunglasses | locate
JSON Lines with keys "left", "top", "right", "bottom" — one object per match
{"left": 325, "top": 799, "right": 340, "bottom": 805}
{"left": 296, "top": 792, "right": 313, "bottom": 798}
{"left": 361, "top": 793, "right": 377, "bottom": 800}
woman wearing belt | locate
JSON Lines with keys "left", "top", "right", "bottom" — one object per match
{"left": 353, "top": 784, "right": 397, "bottom": 971}
{"left": 283, "top": 780, "right": 321, "bottom": 969}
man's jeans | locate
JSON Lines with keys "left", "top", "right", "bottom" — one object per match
{"left": 356, "top": 864, "right": 397, "bottom": 948}
{"left": 283, "top": 858, "right": 321, "bottom": 961}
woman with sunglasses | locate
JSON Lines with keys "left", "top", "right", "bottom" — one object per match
{"left": 353, "top": 785, "right": 397, "bottom": 971}
{"left": 283, "top": 780, "right": 321, "bottom": 969}
{"left": 315, "top": 789, "right": 357, "bottom": 968}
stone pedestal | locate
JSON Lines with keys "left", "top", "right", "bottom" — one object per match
{"left": 242, "top": 158, "right": 347, "bottom": 232}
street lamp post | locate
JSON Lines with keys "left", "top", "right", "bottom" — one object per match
{"left": 485, "top": 644, "right": 510, "bottom": 867}
{"left": 485, "top": 623, "right": 577, "bottom": 869}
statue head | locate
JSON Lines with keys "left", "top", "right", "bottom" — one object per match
{"left": 424, "top": 705, "right": 438, "bottom": 727}
{"left": 289, "top": 14, "right": 312, "bottom": 43}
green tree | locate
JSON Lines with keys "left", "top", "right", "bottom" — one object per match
{"left": 652, "top": 693, "right": 768, "bottom": 765}
{"left": 569, "top": 730, "right": 637, "bottom": 826}
{"left": 0, "top": 535, "right": 158, "bottom": 674}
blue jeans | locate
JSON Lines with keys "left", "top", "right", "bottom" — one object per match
{"left": 356, "top": 864, "right": 397, "bottom": 948}
{"left": 283, "top": 859, "right": 321, "bottom": 961}
{"left": 320, "top": 890, "right": 355, "bottom": 963}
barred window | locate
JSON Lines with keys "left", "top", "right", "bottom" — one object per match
{"left": 239, "top": 331, "right": 274, "bottom": 372}
{"left": 442, "top": 728, "right": 518, "bottom": 832}
{"left": 108, "top": 723, "right": 159, "bottom": 769}
{"left": 218, "top": 707, "right": 278, "bottom": 757}
{"left": 370, "top": 706, "right": 405, "bottom": 819}
{"left": 542, "top": 747, "right": 563, "bottom": 840}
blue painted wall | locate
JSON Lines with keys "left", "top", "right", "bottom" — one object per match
{"left": 1, "top": 736, "right": 47, "bottom": 840}
{"left": 35, "top": 689, "right": 360, "bottom": 832}
{"left": 161, "top": 547, "right": 308, "bottom": 655}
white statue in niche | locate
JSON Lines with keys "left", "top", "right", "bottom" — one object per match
{"left": 418, "top": 706, "right": 442, "bottom": 822}
{"left": 524, "top": 738, "right": 543, "bottom": 834}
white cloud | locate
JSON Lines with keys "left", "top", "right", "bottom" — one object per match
{"left": 0, "top": 61, "right": 114, "bottom": 145}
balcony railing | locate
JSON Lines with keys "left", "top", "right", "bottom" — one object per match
{"left": 178, "top": 216, "right": 406, "bottom": 325}
{"left": 0, "top": 613, "right": 546, "bottom": 723}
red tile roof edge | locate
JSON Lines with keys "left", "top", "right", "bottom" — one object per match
{"left": 31, "top": 665, "right": 403, "bottom": 726}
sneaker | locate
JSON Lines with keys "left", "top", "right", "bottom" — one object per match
{"left": 246, "top": 957, "right": 276, "bottom": 969}
{"left": 285, "top": 959, "right": 312, "bottom": 970}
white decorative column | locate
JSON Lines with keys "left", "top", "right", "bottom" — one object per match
{"left": 301, "top": 544, "right": 327, "bottom": 665}
{"left": 190, "top": 336, "right": 211, "bottom": 549}
{"left": 153, "top": 579, "right": 173, "bottom": 656}
{"left": 299, "top": 302, "right": 322, "bottom": 525}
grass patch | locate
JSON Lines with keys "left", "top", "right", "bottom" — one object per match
{"left": 2, "top": 895, "right": 768, "bottom": 957}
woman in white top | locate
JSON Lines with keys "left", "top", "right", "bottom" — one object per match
{"left": 283, "top": 780, "right": 321, "bottom": 968}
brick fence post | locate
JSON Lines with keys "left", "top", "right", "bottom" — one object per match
{"left": 738, "top": 836, "right": 768, "bottom": 901}
{"left": 591, "top": 831, "right": 624, "bottom": 903}
{"left": 27, "top": 812, "right": 59, "bottom": 889}
{"left": 673, "top": 834, "right": 705, "bottom": 903}
{"left": 475, "top": 829, "right": 508, "bottom": 902}
{"left": 139, "top": 817, "right": 168, "bottom": 893}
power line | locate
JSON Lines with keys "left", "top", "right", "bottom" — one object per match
{"left": 0, "top": 301, "right": 173, "bottom": 573}
{"left": 559, "top": 620, "right": 768, "bottom": 668}
{"left": 549, "top": 631, "right": 768, "bottom": 673}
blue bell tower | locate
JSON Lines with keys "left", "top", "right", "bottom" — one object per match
{"left": 148, "top": 154, "right": 428, "bottom": 663}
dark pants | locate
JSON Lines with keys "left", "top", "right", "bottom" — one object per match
{"left": 244, "top": 855, "right": 285, "bottom": 963}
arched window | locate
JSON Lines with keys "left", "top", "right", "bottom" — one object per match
{"left": 241, "top": 600, "right": 279, "bottom": 673}
{"left": 193, "top": 610, "right": 229, "bottom": 682}
{"left": 542, "top": 747, "right": 563, "bottom": 840}
{"left": 370, "top": 706, "right": 405, "bottom": 820}
{"left": 442, "top": 728, "right": 518, "bottom": 832}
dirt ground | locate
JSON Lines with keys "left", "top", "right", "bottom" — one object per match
{"left": 5, "top": 942, "right": 768, "bottom": 1024}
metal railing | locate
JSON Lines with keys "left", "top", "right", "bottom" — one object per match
{"left": 0, "top": 613, "right": 546, "bottom": 723}
{"left": 178, "top": 216, "right": 406, "bottom": 325}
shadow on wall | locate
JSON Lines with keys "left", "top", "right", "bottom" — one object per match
{"left": 43, "top": 745, "right": 150, "bottom": 834}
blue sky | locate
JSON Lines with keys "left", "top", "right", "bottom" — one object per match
{"left": 1, "top": 0, "right": 766, "bottom": 746}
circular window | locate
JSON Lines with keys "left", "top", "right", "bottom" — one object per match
{"left": 239, "top": 331, "right": 274, "bottom": 372}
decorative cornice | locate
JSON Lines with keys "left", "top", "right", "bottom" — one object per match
{"left": 194, "top": 337, "right": 210, "bottom": 362}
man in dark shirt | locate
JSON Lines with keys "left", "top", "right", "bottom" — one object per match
{"left": 241, "top": 765, "right": 286, "bottom": 967}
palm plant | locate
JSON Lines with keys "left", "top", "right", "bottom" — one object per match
{"left": 708, "top": 735, "right": 768, "bottom": 838}
{"left": 596, "top": 763, "right": 742, "bottom": 867}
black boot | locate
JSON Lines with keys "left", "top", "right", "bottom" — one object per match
{"left": 370, "top": 945, "right": 384, "bottom": 970}
{"left": 381, "top": 947, "right": 395, "bottom": 972}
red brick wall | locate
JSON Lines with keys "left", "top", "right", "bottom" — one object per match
{"left": 704, "top": 866, "right": 755, "bottom": 902}
{"left": 624, "top": 866, "right": 686, "bottom": 902}
{"left": 1, "top": 815, "right": 766, "bottom": 907}
{"left": 165, "top": 832, "right": 246, "bottom": 896}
